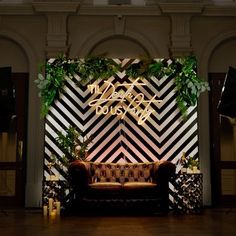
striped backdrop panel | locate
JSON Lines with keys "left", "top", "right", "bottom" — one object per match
{"left": 44, "top": 58, "right": 198, "bottom": 186}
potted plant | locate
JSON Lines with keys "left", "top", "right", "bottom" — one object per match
{"left": 56, "top": 126, "right": 93, "bottom": 166}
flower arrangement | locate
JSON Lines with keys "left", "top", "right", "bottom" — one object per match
{"left": 180, "top": 152, "right": 200, "bottom": 173}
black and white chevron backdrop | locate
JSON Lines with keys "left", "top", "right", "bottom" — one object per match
{"left": 44, "top": 58, "right": 198, "bottom": 182}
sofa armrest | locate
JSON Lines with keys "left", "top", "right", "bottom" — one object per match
{"left": 154, "top": 161, "right": 176, "bottom": 214}
{"left": 156, "top": 161, "right": 176, "bottom": 183}
{"left": 68, "top": 160, "right": 90, "bottom": 191}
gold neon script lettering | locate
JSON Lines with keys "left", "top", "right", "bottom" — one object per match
{"left": 88, "top": 78, "right": 162, "bottom": 125}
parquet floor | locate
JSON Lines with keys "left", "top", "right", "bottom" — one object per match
{"left": 0, "top": 207, "right": 235, "bottom": 236}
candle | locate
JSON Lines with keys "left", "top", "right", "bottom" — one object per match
{"left": 56, "top": 201, "right": 61, "bottom": 215}
{"left": 50, "top": 209, "right": 57, "bottom": 217}
{"left": 48, "top": 198, "right": 53, "bottom": 215}
{"left": 43, "top": 205, "right": 48, "bottom": 216}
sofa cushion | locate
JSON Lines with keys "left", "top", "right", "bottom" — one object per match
{"left": 123, "top": 182, "right": 158, "bottom": 199}
{"left": 123, "top": 182, "right": 157, "bottom": 190}
{"left": 87, "top": 182, "right": 123, "bottom": 199}
{"left": 89, "top": 182, "right": 122, "bottom": 190}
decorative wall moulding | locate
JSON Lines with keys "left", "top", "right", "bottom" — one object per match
{"left": 202, "top": 6, "right": 236, "bottom": 16}
{"left": 159, "top": 3, "right": 204, "bottom": 14}
{"left": 94, "top": 0, "right": 145, "bottom": 6}
{"left": 45, "top": 46, "right": 69, "bottom": 58}
{"left": 1, "top": 2, "right": 236, "bottom": 16}
{"left": 0, "top": 4, "right": 34, "bottom": 15}
{"left": 32, "top": 2, "right": 80, "bottom": 13}
{"left": 78, "top": 5, "right": 162, "bottom": 16}
{"left": 169, "top": 47, "right": 193, "bottom": 57}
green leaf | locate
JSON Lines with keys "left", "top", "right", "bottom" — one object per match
{"left": 35, "top": 54, "right": 210, "bottom": 120}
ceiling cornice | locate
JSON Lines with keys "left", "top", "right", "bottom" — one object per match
{"left": 0, "top": 2, "right": 235, "bottom": 17}
{"left": 0, "top": 4, "right": 34, "bottom": 15}
{"left": 32, "top": 2, "right": 80, "bottom": 13}
{"left": 159, "top": 3, "right": 204, "bottom": 14}
{"left": 202, "top": 6, "right": 236, "bottom": 16}
{"left": 78, "top": 5, "right": 162, "bottom": 16}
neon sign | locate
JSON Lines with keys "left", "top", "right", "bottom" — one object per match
{"left": 88, "top": 78, "right": 162, "bottom": 125}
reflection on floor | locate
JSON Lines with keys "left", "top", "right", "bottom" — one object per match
{"left": 0, "top": 207, "right": 235, "bottom": 236}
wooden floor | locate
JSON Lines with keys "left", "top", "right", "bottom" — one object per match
{"left": 0, "top": 207, "right": 235, "bottom": 236}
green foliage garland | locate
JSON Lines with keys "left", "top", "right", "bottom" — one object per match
{"left": 35, "top": 56, "right": 67, "bottom": 117}
{"left": 36, "top": 55, "right": 209, "bottom": 120}
{"left": 125, "top": 55, "right": 210, "bottom": 119}
{"left": 174, "top": 56, "right": 210, "bottom": 119}
{"left": 35, "top": 55, "right": 120, "bottom": 117}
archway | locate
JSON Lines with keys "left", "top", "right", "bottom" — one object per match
{"left": 199, "top": 31, "right": 236, "bottom": 206}
{"left": 0, "top": 30, "right": 42, "bottom": 207}
{"left": 89, "top": 36, "right": 150, "bottom": 58}
{"left": 72, "top": 29, "right": 161, "bottom": 58}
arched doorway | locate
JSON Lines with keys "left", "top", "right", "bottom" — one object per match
{"left": 0, "top": 36, "right": 29, "bottom": 206}
{"left": 208, "top": 37, "right": 236, "bottom": 206}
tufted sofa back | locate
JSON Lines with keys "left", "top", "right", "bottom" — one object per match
{"left": 86, "top": 162, "right": 159, "bottom": 184}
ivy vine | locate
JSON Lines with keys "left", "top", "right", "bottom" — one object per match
{"left": 35, "top": 55, "right": 209, "bottom": 120}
